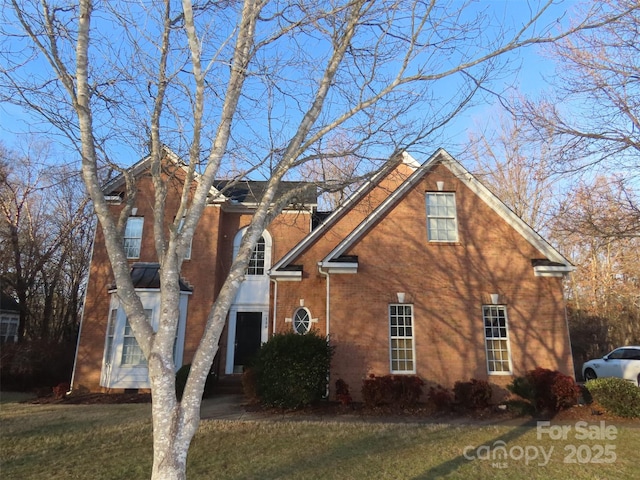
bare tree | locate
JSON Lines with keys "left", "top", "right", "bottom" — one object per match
{"left": 2, "top": 1, "right": 636, "bottom": 478}
{"left": 552, "top": 178, "right": 640, "bottom": 364}
{"left": 515, "top": 0, "right": 640, "bottom": 213}
{"left": 462, "top": 108, "right": 561, "bottom": 232}
{"left": 0, "top": 141, "right": 91, "bottom": 343}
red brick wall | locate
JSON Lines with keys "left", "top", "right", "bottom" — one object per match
{"left": 276, "top": 162, "right": 574, "bottom": 401}
{"left": 73, "top": 165, "right": 313, "bottom": 391}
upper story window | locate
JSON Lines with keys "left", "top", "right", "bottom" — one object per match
{"left": 124, "top": 217, "right": 144, "bottom": 258}
{"left": 426, "top": 192, "right": 458, "bottom": 242}
{"left": 246, "top": 236, "right": 266, "bottom": 275}
{"left": 233, "top": 228, "right": 272, "bottom": 276}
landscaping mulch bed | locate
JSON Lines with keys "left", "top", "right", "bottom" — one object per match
{"left": 20, "top": 392, "right": 640, "bottom": 426}
{"left": 26, "top": 392, "right": 152, "bottom": 405}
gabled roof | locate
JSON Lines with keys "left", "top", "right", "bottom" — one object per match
{"left": 101, "top": 146, "right": 316, "bottom": 208}
{"left": 1, "top": 292, "right": 19, "bottom": 312}
{"left": 213, "top": 180, "right": 317, "bottom": 207}
{"left": 102, "top": 146, "right": 198, "bottom": 195}
{"left": 270, "top": 151, "right": 417, "bottom": 274}
{"left": 273, "top": 148, "right": 573, "bottom": 277}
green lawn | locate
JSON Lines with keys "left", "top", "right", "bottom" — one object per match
{"left": 1, "top": 400, "right": 638, "bottom": 479}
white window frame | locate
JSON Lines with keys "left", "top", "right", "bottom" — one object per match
{"left": 100, "top": 290, "right": 189, "bottom": 389}
{"left": 246, "top": 236, "right": 266, "bottom": 275}
{"left": 483, "top": 305, "right": 513, "bottom": 375}
{"left": 426, "top": 192, "right": 458, "bottom": 242}
{"left": 124, "top": 217, "right": 144, "bottom": 259}
{"left": 0, "top": 315, "right": 19, "bottom": 343}
{"left": 120, "top": 309, "right": 152, "bottom": 366}
{"left": 293, "top": 307, "right": 311, "bottom": 335}
{"left": 389, "top": 304, "right": 416, "bottom": 374}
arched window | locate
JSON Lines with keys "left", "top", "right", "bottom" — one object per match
{"left": 293, "top": 307, "right": 311, "bottom": 335}
{"left": 233, "top": 228, "right": 272, "bottom": 276}
{"left": 247, "top": 236, "right": 265, "bottom": 275}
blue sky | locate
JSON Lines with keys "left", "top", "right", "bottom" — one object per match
{"left": 0, "top": 0, "right": 577, "bottom": 166}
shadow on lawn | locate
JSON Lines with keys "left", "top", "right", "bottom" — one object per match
{"left": 412, "top": 419, "right": 538, "bottom": 478}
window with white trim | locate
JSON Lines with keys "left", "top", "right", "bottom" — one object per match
{"left": 483, "top": 305, "right": 512, "bottom": 374}
{"left": 246, "top": 236, "right": 265, "bottom": 275}
{"left": 426, "top": 192, "right": 458, "bottom": 242}
{"left": 124, "top": 217, "right": 144, "bottom": 258}
{"left": 293, "top": 307, "right": 311, "bottom": 335}
{"left": 103, "top": 308, "right": 117, "bottom": 364}
{"left": 0, "top": 315, "right": 19, "bottom": 343}
{"left": 121, "top": 309, "right": 151, "bottom": 366}
{"left": 389, "top": 304, "right": 415, "bottom": 373}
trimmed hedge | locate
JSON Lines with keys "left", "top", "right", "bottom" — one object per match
{"left": 453, "top": 379, "right": 492, "bottom": 409}
{"left": 585, "top": 377, "right": 640, "bottom": 418}
{"left": 361, "top": 374, "right": 425, "bottom": 408}
{"left": 508, "top": 367, "right": 580, "bottom": 413}
{"left": 251, "top": 331, "right": 333, "bottom": 408}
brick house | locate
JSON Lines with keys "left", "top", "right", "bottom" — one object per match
{"left": 71, "top": 148, "right": 575, "bottom": 398}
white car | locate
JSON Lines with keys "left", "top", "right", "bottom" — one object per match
{"left": 582, "top": 346, "right": 640, "bottom": 386}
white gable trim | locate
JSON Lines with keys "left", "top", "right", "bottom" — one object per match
{"left": 320, "top": 149, "right": 572, "bottom": 271}
{"left": 102, "top": 146, "right": 223, "bottom": 200}
{"left": 439, "top": 151, "right": 572, "bottom": 266}
{"left": 321, "top": 149, "right": 443, "bottom": 264}
{"left": 270, "top": 153, "right": 412, "bottom": 273}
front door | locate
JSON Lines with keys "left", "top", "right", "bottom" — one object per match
{"left": 233, "top": 311, "right": 263, "bottom": 373}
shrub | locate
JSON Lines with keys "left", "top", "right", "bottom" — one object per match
{"left": 361, "top": 375, "right": 424, "bottom": 408}
{"left": 52, "top": 382, "right": 70, "bottom": 399}
{"left": 427, "top": 384, "right": 453, "bottom": 410}
{"left": 508, "top": 367, "right": 580, "bottom": 413}
{"left": 0, "top": 340, "right": 75, "bottom": 391}
{"left": 175, "top": 364, "right": 216, "bottom": 401}
{"left": 251, "top": 331, "right": 334, "bottom": 408}
{"left": 585, "top": 377, "right": 640, "bottom": 418}
{"left": 453, "top": 379, "right": 493, "bottom": 409}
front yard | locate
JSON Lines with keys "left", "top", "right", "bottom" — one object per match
{"left": 1, "top": 398, "right": 638, "bottom": 479}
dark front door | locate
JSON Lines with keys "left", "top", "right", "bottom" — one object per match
{"left": 234, "top": 312, "right": 262, "bottom": 372}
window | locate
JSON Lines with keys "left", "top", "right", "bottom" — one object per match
{"left": 293, "top": 308, "right": 311, "bottom": 335}
{"left": 0, "top": 315, "right": 19, "bottom": 344}
{"left": 124, "top": 217, "right": 144, "bottom": 258}
{"left": 426, "top": 192, "right": 458, "bottom": 242}
{"left": 389, "top": 304, "right": 415, "bottom": 373}
{"left": 121, "top": 309, "right": 151, "bottom": 366}
{"left": 103, "top": 308, "right": 117, "bottom": 364}
{"left": 246, "top": 236, "right": 265, "bottom": 275}
{"left": 483, "top": 305, "right": 512, "bottom": 374}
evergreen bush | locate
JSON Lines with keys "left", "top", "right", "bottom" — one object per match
{"left": 251, "top": 331, "right": 333, "bottom": 408}
{"left": 586, "top": 377, "right": 640, "bottom": 418}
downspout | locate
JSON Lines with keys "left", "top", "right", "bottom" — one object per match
{"left": 270, "top": 276, "right": 278, "bottom": 337}
{"left": 317, "top": 263, "right": 330, "bottom": 337}
{"left": 68, "top": 224, "right": 97, "bottom": 395}
{"left": 318, "top": 263, "right": 330, "bottom": 398}
{"left": 562, "top": 274, "right": 576, "bottom": 379}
